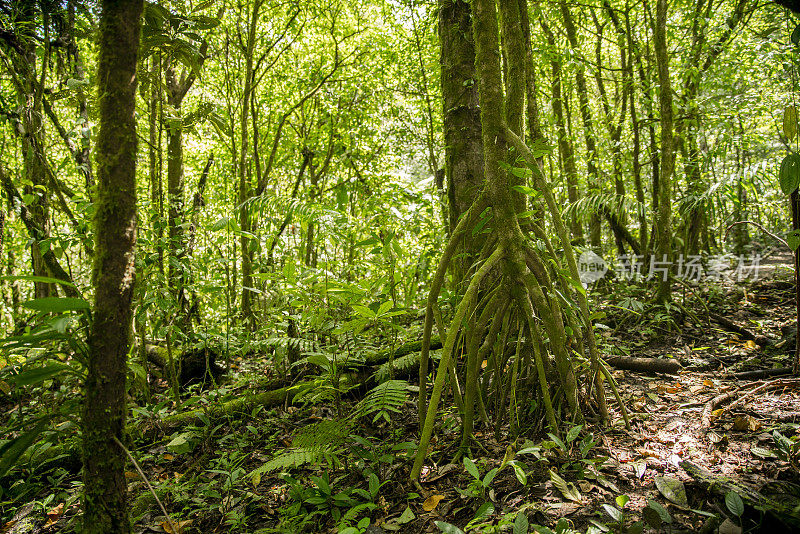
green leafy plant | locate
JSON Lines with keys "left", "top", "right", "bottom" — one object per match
{"left": 541, "top": 424, "right": 607, "bottom": 481}
{"left": 642, "top": 500, "right": 673, "bottom": 531}
{"left": 594, "top": 495, "right": 643, "bottom": 534}
{"left": 772, "top": 430, "right": 800, "bottom": 467}
{"left": 725, "top": 490, "right": 745, "bottom": 527}
{"left": 351, "top": 379, "right": 409, "bottom": 423}
{"left": 249, "top": 419, "right": 352, "bottom": 476}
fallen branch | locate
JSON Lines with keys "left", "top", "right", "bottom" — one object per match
{"left": 734, "top": 367, "right": 793, "bottom": 380}
{"left": 709, "top": 312, "right": 768, "bottom": 346}
{"left": 701, "top": 378, "right": 800, "bottom": 427}
{"left": 604, "top": 355, "right": 682, "bottom": 375}
{"left": 701, "top": 387, "right": 744, "bottom": 428}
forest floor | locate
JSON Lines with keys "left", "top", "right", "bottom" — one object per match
{"left": 4, "top": 252, "right": 800, "bottom": 534}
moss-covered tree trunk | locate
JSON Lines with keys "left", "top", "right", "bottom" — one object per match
{"left": 654, "top": 0, "right": 674, "bottom": 303}
{"left": 560, "top": 1, "right": 602, "bottom": 250}
{"left": 439, "top": 0, "right": 484, "bottom": 275}
{"left": 421, "top": 0, "right": 486, "bottom": 424}
{"left": 412, "top": 0, "right": 626, "bottom": 482}
{"left": 81, "top": 0, "right": 142, "bottom": 531}
{"left": 542, "top": 20, "right": 583, "bottom": 242}
{"left": 164, "top": 33, "right": 209, "bottom": 334}
{"left": 237, "top": 0, "right": 261, "bottom": 329}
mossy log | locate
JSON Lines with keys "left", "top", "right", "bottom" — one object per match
{"left": 17, "top": 336, "right": 442, "bottom": 473}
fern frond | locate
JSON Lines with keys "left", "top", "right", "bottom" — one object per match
{"left": 248, "top": 419, "right": 353, "bottom": 476}
{"left": 375, "top": 352, "right": 418, "bottom": 383}
{"left": 351, "top": 380, "right": 409, "bottom": 421}
{"left": 566, "top": 193, "right": 644, "bottom": 220}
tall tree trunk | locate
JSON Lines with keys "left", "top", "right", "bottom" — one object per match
{"left": 81, "top": 0, "right": 142, "bottom": 530}
{"left": 15, "top": 3, "right": 54, "bottom": 298}
{"left": 439, "top": 0, "right": 484, "bottom": 284}
{"left": 149, "top": 55, "right": 164, "bottom": 275}
{"left": 544, "top": 18, "right": 583, "bottom": 241}
{"left": 654, "top": 0, "right": 674, "bottom": 303}
{"left": 625, "top": 8, "right": 648, "bottom": 254}
{"left": 560, "top": 2, "right": 602, "bottom": 249}
{"left": 238, "top": 0, "right": 262, "bottom": 328}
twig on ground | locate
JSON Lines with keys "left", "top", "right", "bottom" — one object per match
{"left": 114, "top": 436, "right": 177, "bottom": 533}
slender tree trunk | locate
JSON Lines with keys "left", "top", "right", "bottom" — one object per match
{"left": 439, "top": 0, "right": 484, "bottom": 284}
{"left": 654, "top": 0, "right": 674, "bottom": 303}
{"left": 543, "top": 21, "right": 583, "bottom": 242}
{"left": 625, "top": 8, "right": 648, "bottom": 254}
{"left": 16, "top": 3, "right": 54, "bottom": 298}
{"left": 81, "top": 0, "right": 142, "bottom": 530}
{"left": 238, "top": 0, "right": 262, "bottom": 328}
{"left": 149, "top": 56, "right": 164, "bottom": 275}
{"left": 560, "top": 2, "right": 602, "bottom": 249}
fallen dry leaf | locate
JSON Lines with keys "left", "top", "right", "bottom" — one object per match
{"left": 160, "top": 519, "right": 192, "bottom": 534}
{"left": 422, "top": 494, "right": 445, "bottom": 512}
{"left": 733, "top": 415, "right": 761, "bottom": 432}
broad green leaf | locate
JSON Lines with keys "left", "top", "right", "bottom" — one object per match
{"left": 434, "top": 522, "right": 465, "bottom": 534}
{"left": 0, "top": 419, "right": 48, "bottom": 478}
{"left": 352, "top": 304, "right": 376, "bottom": 319}
{"left": 549, "top": 469, "right": 582, "bottom": 502}
{"left": 510, "top": 460, "right": 527, "bottom": 486}
{"left": 13, "top": 363, "right": 73, "bottom": 386}
{"left": 750, "top": 446, "right": 777, "bottom": 458}
{"left": 473, "top": 501, "right": 494, "bottom": 520}
{"left": 22, "top": 297, "right": 90, "bottom": 313}
{"left": 398, "top": 505, "right": 415, "bottom": 524}
{"left": 0, "top": 275, "right": 77, "bottom": 288}
{"left": 654, "top": 476, "right": 688, "bottom": 507}
{"left": 615, "top": 494, "right": 630, "bottom": 508}
{"left": 513, "top": 512, "right": 529, "bottom": 534}
{"left": 785, "top": 106, "right": 798, "bottom": 140}
{"left": 603, "top": 504, "right": 623, "bottom": 522}
{"left": 566, "top": 425, "right": 583, "bottom": 442}
{"left": 377, "top": 301, "right": 393, "bottom": 316}
{"left": 482, "top": 467, "right": 499, "bottom": 487}
{"left": 793, "top": 23, "right": 800, "bottom": 45}
{"left": 464, "top": 457, "right": 480, "bottom": 480}
{"left": 779, "top": 154, "right": 800, "bottom": 195}
{"left": 725, "top": 491, "right": 744, "bottom": 517}
{"left": 167, "top": 434, "right": 192, "bottom": 454}
{"left": 512, "top": 185, "right": 538, "bottom": 196}
{"left": 787, "top": 230, "right": 800, "bottom": 251}
{"left": 546, "top": 433, "right": 567, "bottom": 452}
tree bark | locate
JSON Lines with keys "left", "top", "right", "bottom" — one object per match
{"left": 439, "top": 0, "right": 484, "bottom": 284}
{"left": 238, "top": 0, "right": 262, "bottom": 329}
{"left": 81, "top": 0, "right": 142, "bottom": 531}
{"left": 542, "top": 20, "right": 583, "bottom": 242}
{"left": 654, "top": 0, "right": 674, "bottom": 303}
{"left": 560, "top": 2, "right": 602, "bottom": 249}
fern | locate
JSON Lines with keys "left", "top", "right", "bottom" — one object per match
{"left": 351, "top": 380, "right": 409, "bottom": 422}
{"left": 567, "top": 192, "right": 644, "bottom": 220}
{"left": 375, "top": 352, "right": 418, "bottom": 383}
{"left": 375, "top": 350, "right": 440, "bottom": 383}
{"left": 248, "top": 419, "right": 353, "bottom": 477}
